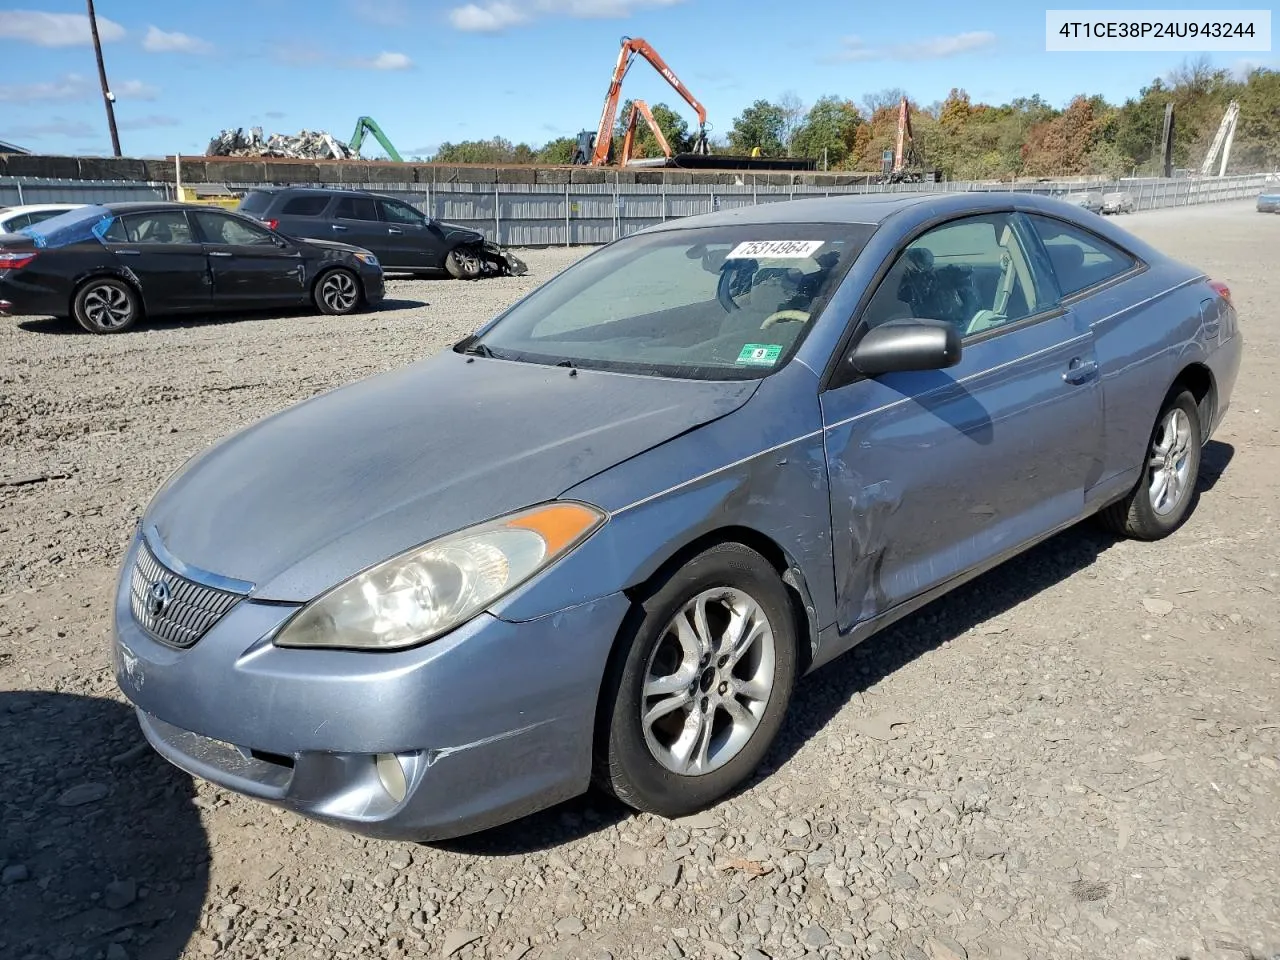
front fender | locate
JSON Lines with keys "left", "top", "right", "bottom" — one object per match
{"left": 487, "top": 362, "right": 835, "bottom": 648}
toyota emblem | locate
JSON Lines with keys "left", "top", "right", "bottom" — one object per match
{"left": 146, "top": 579, "right": 172, "bottom": 617}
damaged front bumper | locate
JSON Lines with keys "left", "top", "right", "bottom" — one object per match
{"left": 484, "top": 241, "right": 528, "bottom": 277}
{"left": 112, "top": 535, "right": 629, "bottom": 841}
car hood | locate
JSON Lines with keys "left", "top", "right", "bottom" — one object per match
{"left": 144, "top": 350, "right": 758, "bottom": 602}
{"left": 436, "top": 220, "right": 483, "bottom": 243}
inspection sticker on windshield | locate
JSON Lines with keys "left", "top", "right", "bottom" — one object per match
{"left": 726, "top": 239, "right": 825, "bottom": 260}
{"left": 736, "top": 343, "right": 783, "bottom": 367}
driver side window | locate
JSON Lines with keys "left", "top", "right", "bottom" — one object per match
{"left": 862, "top": 214, "right": 1049, "bottom": 339}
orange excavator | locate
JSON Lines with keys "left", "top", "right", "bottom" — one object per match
{"left": 572, "top": 36, "right": 711, "bottom": 166}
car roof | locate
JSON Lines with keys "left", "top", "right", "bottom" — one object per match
{"left": 0, "top": 203, "right": 84, "bottom": 215}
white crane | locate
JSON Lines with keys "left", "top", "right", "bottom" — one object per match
{"left": 1199, "top": 101, "right": 1240, "bottom": 177}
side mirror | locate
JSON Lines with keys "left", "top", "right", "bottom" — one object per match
{"left": 848, "top": 318, "right": 962, "bottom": 376}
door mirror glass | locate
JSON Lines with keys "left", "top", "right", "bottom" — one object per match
{"left": 848, "top": 319, "right": 962, "bottom": 376}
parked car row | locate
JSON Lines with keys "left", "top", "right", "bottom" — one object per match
{"left": 0, "top": 202, "right": 385, "bottom": 332}
{"left": 0, "top": 187, "right": 529, "bottom": 333}
{"left": 1061, "top": 191, "right": 1135, "bottom": 215}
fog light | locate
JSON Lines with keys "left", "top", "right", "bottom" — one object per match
{"left": 376, "top": 752, "right": 407, "bottom": 803}
{"left": 0, "top": 300, "right": 12, "bottom": 313}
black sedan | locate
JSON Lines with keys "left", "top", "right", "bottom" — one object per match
{"left": 0, "top": 202, "right": 384, "bottom": 333}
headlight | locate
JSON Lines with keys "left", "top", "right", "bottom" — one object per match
{"left": 273, "top": 501, "right": 606, "bottom": 651}
{"left": 354, "top": 252, "right": 379, "bottom": 267}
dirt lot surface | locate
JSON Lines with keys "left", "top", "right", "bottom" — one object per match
{"left": 1, "top": 203, "right": 1277, "bottom": 960}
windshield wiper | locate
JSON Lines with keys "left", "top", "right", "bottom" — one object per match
{"left": 461, "top": 339, "right": 495, "bottom": 358}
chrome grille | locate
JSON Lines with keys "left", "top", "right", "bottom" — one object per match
{"left": 129, "top": 541, "right": 244, "bottom": 649}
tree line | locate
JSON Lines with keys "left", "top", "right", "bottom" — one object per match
{"left": 425, "top": 59, "right": 1278, "bottom": 179}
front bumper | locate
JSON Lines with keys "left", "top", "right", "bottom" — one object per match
{"left": 360, "top": 267, "right": 386, "bottom": 303}
{"left": 113, "top": 536, "right": 630, "bottom": 840}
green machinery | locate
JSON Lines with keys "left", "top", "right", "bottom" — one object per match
{"left": 348, "top": 116, "right": 403, "bottom": 162}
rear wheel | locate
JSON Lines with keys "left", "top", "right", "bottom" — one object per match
{"left": 445, "top": 246, "right": 483, "bottom": 280}
{"left": 313, "top": 268, "right": 361, "bottom": 316}
{"left": 73, "top": 278, "right": 139, "bottom": 334}
{"left": 594, "top": 542, "right": 798, "bottom": 817}
{"left": 1100, "top": 389, "right": 1202, "bottom": 539}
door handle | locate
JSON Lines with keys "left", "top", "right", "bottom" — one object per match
{"left": 1062, "top": 358, "right": 1099, "bottom": 384}
{"left": 387, "top": 227, "right": 402, "bottom": 234}
{"left": 209, "top": 250, "right": 233, "bottom": 258}
{"left": 331, "top": 224, "right": 348, "bottom": 232}
{"left": 116, "top": 249, "right": 140, "bottom": 256}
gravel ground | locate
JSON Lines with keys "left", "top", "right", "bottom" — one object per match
{"left": 1, "top": 202, "right": 1278, "bottom": 960}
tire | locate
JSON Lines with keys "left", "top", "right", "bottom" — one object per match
{"left": 72, "top": 278, "right": 139, "bottom": 334}
{"left": 594, "top": 542, "right": 799, "bottom": 817}
{"left": 445, "top": 246, "right": 483, "bottom": 280}
{"left": 313, "top": 268, "right": 362, "bottom": 316}
{"left": 1100, "top": 389, "right": 1203, "bottom": 540}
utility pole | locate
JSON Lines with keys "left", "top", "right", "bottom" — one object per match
{"left": 87, "top": 0, "right": 121, "bottom": 156}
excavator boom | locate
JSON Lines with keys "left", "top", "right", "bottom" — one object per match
{"left": 349, "top": 116, "right": 403, "bottom": 162}
{"left": 587, "top": 36, "right": 709, "bottom": 165}
{"left": 620, "top": 99, "right": 674, "bottom": 163}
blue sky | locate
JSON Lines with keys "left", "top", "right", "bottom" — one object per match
{"left": 1, "top": 0, "right": 1272, "bottom": 158}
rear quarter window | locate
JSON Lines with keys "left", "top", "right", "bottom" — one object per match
{"left": 1026, "top": 214, "right": 1138, "bottom": 298}
{"left": 280, "top": 196, "right": 331, "bottom": 217}
{"left": 237, "top": 192, "right": 274, "bottom": 216}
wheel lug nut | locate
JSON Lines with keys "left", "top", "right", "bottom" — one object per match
{"left": 700, "top": 697, "right": 709, "bottom": 712}
{"left": 718, "top": 681, "right": 728, "bottom": 694}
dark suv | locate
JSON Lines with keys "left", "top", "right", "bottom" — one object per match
{"left": 236, "top": 187, "right": 526, "bottom": 279}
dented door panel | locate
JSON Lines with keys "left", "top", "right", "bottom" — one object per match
{"left": 821, "top": 310, "right": 1104, "bottom": 637}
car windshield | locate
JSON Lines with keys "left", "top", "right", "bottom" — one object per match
{"left": 468, "top": 223, "right": 873, "bottom": 379}
{"left": 19, "top": 205, "right": 110, "bottom": 247}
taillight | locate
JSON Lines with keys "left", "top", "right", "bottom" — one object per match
{"left": 0, "top": 251, "right": 37, "bottom": 270}
{"left": 1208, "top": 280, "right": 1232, "bottom": 305}
{"left": 264, "top": 219, "right": 279, "bottom": 231}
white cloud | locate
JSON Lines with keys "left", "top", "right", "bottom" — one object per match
{"left": 0, "top": 10, "right": 125, "bottom": 47}
{"left": 8, "top": 118, "right": 98, "bottom": 140}
{"left": 114, "top": 79, "right": 161, "bottom": 101}
{"left": 0, "top": 73, "right": 157, "bottom": 103}
{"left": 353, "top": 51, "right": 414, "bottom": 70}
{"left": 143, "top": 25, "right": 213, "bottom": 54}
{"left": 0, "top": 73, "right": 93, "bottom": 103}
{"left": 449, "top": 0, "right": 685, "bottom": 32}
{"left": 827, "top": 31, "right": 996, "bottom": 63}
{"left": 449, "top": 2, "right": 527, "bottom": 31}
{"left": 118, "top": 114, "right": 182, "bottom": 131}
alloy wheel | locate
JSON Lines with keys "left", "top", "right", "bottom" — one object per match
{"left": 640, "top": 588, "right": 776, "bottom": 776}
{"left": 82, "top": 284, "right": 133, "bottom": 330}
{"left": 320, "top": 272, "right": 358, "bottom": 312}
{"left": 1148, "top": 406, "right": 1194, "bottom": 516}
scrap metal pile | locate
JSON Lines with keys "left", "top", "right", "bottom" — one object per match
{"left": 206, "top": 127, "right": 353, "bottom": 160}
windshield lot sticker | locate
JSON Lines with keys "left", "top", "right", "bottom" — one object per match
{"left": 736, "top": 344, "right": 783, "bottom": 366}
{"left": 726, "top": 240, "right": 824, "bottom": 260}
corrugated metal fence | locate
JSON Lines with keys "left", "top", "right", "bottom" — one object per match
{"left": 2, "top": 172, "right": 1274, "bottom": 247}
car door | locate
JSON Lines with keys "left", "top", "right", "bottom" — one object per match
{"left": 329, "top": 196, "right": 387, "bottom": 260}
{"left": 190, "top": 210, "right": 306, "bottom": 305}
{"left": 820, "top": 211, "right": 1104, "bottom": 632}
{"left": 99, "top": 210, "right": 212, "bottom": 312}
{"left": 1021, "top": 212, "right": 1150, "bottom": 495}
{"left": 375, "top": 197, "right": 436, "bottom": 270}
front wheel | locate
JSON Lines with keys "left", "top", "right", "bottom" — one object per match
{"left": 73, "top": 278, "right": 139, "bottom": 333}
{"left": 445, "top": 247, "right": 483, "bottom": 280}
{"left": 1100, "top": 389, "right": 1203, "bottom": 539}
{"left": 313, "top": 268, "right": 362, "bottom": 316}
{"left": 594, "top": 542, "right": 798, "bottom": 817}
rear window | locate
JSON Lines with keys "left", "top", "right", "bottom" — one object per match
{"left": 281, "top": 195, "right": 330, "bottom": 217}
{"left": 19, "top": 205, "right": 110, "bottom": 247}
{"left": 237, "top": 192, "right": 274, "bottom": 216}
{"left": 334, "top": 197, "right": 379, "bottom": 221}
